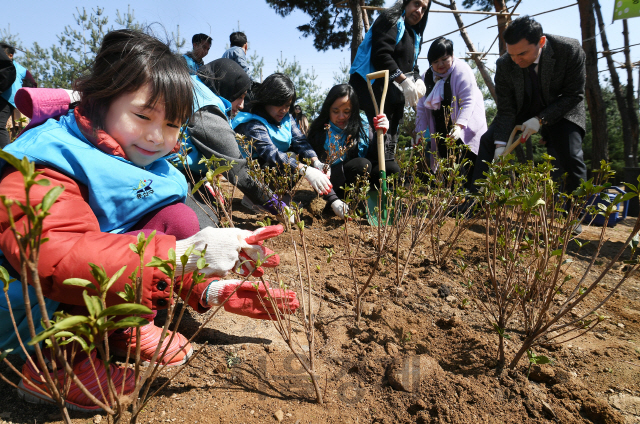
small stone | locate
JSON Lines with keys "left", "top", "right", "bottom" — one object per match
{"left": 595, "top": 333, "right": 606, "bottom": 340}
{"left": 540, "top": 400, "right": 556, "bottom": 419}
{"left": 274, "top": 409, "right": 284, "bottom": 422}
{"left": 445, "top": 295, "right": 457, "bottom": 303}
{"left": 617, "top": 323, "right": 625, "bottom": 329}
{"left": 386, "top": 355, "right": 443, "bottom": 392}
{"left": 286, "top": 413, "right": 292, "bottom": 417}
{"left": 93, "top": 415, "right": 103, "bottom": 424}
{"left": 437, "top": 285, "right": 451, "bottom": 298}
{"left": 250, "top": 410, "right": 255, "bottom": 415}
{"left": 359, "top": 381, "right": 366, "bottom": 388}
{"left": 386, "top": 342, "right": 400, "bottom": 356}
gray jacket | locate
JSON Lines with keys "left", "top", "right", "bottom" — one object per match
{"left": 188, "top": 105, "right": 272, "bottom": 205}
{"left": 492, "top": 34, "right": 586, "bottom": 142}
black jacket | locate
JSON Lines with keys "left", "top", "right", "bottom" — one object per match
{"left": 0, "top": 49, "right": 16, "bottom": 95}
{"left": 492, "top": 34, "right": 586, "bottom": 142}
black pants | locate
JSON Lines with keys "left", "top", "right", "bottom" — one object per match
{"left": 469, "top": 119, "right": 587, "bottom": 194}
{"left": 349, "top": 73, "right": 403, "bottom": 179}
{"left": 324, "top": 157, "right": 372, "bottom": 204}
{"left": 0, "top": 99, "right": 13, "bottom": 149}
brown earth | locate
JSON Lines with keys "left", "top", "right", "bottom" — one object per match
{"left": 1, "top": 185, "right": 639, "bottom": 424}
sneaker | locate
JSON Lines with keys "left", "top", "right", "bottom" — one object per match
{"left": 18, "top": 351, "right": 136, "bottom": 412}
{"left": 109, "top": 322, "right": 193, "bottom": 367}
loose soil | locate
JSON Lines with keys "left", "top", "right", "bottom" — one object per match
{"left": 1, "top": 185, "right": 639, "bottom": 424}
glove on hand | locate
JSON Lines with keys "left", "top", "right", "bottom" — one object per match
{"left": 520, "top": 117, "right": 541, "bottom": 142}
{"left": 493, "top": 145, "right": 506, "bottom": 161}
{"left": 400, "top": 78, "right": 420, "bottom": 108}
{"left": 415, "top": 78, "right": 427, "bottom": 98}
{"left": 203, "top": 279, "right": 299, "bottom": 320}
{"left": 174, "top": 225, "right": 282, "bottom": 278}
{"left": 449, "top": 125, "right": 463, "bottom": 141}
{"left": 373, "top": 114, "right": 389, "bottom": 135}
{"left": 301, "top": 166, "right": 332, "bottom": 195}
{"left": 330, "top": 199, "right": 349, "bottom": 219}
{"left": 312, "top": 159, "right": 331, "bottom": 178}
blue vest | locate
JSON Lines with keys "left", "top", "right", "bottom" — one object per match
{"left": 231, "top": 112, "right": 293, "bottom": 158}
{"left": 325, "top": 112, "right": 370, "bottom": 165}
{"left": 171, "top": 76, "right": 232, "bottom": 173}
{"left": 183, "top": 54, "right": 201, "bottom": 76}
{"left": 1, "top": 61, "right": 27, "bottom": 107}
{"left": 0, "top": 111, "right": 188, "bottom": 354}
{"left": 349, "top": 17, "right": 421, "bottom": 82}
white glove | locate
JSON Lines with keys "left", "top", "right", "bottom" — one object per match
{"left": 330, "top": 199, "right": 349, "bottom": 219}
{"left": 415, "top": 78, "right": 427, "bottom": 98}
{"left": 400, "top": 78, "right": 420, "bottom": 108}
{"left": 521, "top": 117, "right": 541, "bottom": 142}
{"left": 449, "top": 125, "right": 463, "bottom": 141}
{"left": 301, "top": 166, "right": 332, "bottom": 195}
{"left": 174, "top": 226, "right": 281, "bottom": 277}
{"left": 312, "top": 159, "right": 331, "bottom": 178}
{"left": 493, "top": 144, "right": 506, "bottom": 161}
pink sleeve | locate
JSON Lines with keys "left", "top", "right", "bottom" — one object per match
{"left": 451, "top": 61, "right": 479, "bottom": 128}
{"left": 415, "top": 74, "right": 429, "bottom": 134}
{"left": 15, "top": 88, "right": 72, "bottom": 135}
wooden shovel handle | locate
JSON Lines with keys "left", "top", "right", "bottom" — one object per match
{"left": 366, "top": 70, "right": 389, "bottom": 173}
{"left": 502, "top": 125, "right": 523, "bottom": 157}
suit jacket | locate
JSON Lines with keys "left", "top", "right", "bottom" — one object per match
{"left": 492, "top": 34, "right": 586, "bottom": 142}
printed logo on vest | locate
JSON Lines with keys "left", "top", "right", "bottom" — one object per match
{"left": 133, "top": 179, "right": 154, "bottom": 199}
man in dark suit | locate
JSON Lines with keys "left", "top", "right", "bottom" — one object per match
{"left": 469, "top": 16, "right": 587, "bottom": 196}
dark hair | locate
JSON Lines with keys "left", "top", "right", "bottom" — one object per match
{"left": 380, "top": 0, "right": 431, "bottom": 38}
{"left": 192, "top": 33, "right": 212, "bottom": 45}
{"left": 230, "top": 31, "right": 247, "bottom": 48}
{"left": 307, "top": 84, "right": 367, "bottom": 160}
{"left": 247, "top": 73, "right": 296, "bottom": 117}
{"left": 1, "top": 43, "right": 15, "bottom": 56}
{"left": 199, "top": 58, "right": 251, "bottom": 102}
{"left": 74, "top": 29, "right": 194, "bottom": 130}
{"left": 504, "top": 16, "right": 543, "bottom": 46}
{"left": 427, "top": 37, "right": 453, "bottom": 64}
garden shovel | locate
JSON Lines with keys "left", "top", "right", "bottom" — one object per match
{"left": 501, "top": 125, "right": 524, "bottom": 157}
{"left": 365, "top": 70, "right": 391, "bottom": 226}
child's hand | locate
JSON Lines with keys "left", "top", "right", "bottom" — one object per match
{"left": 202, "top": 279, "right": 299, "bottom": 320}
{"left": 174, "top": 225, "right": 283, "bottom": 277}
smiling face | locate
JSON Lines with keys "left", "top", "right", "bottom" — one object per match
{"left": 404, "top": 0, "right": 429, "bottom": 26}
{"left": 104, "top": 83, "right": 181, "bottom": 167}
{"left": 265, "top": 98, "right": 293, "bottom": 123}
{"left": 506, "top": 36, "right": 545, "bottom": 68}
{"left": 431, "top": 54, "right": 453, "bottom": 74}
{"left": 329, "top": 96, "right": 352, "bottom": 129}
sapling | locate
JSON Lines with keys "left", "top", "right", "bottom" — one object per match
{"left": 473, "top": 155, "right": 640, "bottom": 368}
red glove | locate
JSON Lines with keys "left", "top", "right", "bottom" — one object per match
{"left": 373, "top": 114, "right": 389, "bottom": 135}
{"left": 237, "top": 225, "right": 282, "bottom": 277}
{"left": 203, "top": 279, "right": 299, "bottom": 320}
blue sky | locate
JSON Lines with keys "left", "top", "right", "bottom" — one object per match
{"left": 2, "top": 0, "right": 637, "bottom": 90}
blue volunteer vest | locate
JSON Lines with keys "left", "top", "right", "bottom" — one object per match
{"left": 171, "top": 76, "right": 233, "bottom": 173}
{"left": 183, "top": 54, "right": 200, "bottom": 76}
{"left": 231, "top": 112, "right": 293, "bottom": 158}
{"left": 1, "top": 61, "right": 27, "bottom": 107}
{"left": 325, "top": 112, "right": 370, "bottom": 165}
{"left": 0, "top": 110, "right": 188, "bottom": 354}
{"left": 349, "top": 16, "right": 421, "bottom": 83}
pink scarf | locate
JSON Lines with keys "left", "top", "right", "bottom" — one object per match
{"left": 423, "top": 58, "right": 457, "bottom": 110}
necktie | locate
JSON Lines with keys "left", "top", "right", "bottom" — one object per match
{"left": 528, "top": 63, "right": 543, "bottom": 116}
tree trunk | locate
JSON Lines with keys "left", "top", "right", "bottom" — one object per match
{"left": 622, "top": 20, "right": 639, "bottom": 166}
{"left": 449, "top": 0, "right": 497, "bottom": 101}
{"left": 579, "top": 0, "right": 608, "bottom": 166}
{"left": 492, "top": 0, "right": 509, "bottom": 56}
{"left": 349, "top": 0, "right": 365, "bottom": 63}
{"left": 594, "top": 0, "right": 634, "bottom": 168}
{"left": 361, "top": 0, "right": 370, "bottom": 32}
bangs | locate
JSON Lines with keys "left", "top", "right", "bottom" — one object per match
{"left": 144, "top": 53, "right": 194, "bottom": 124}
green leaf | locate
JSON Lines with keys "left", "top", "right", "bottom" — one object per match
{"left": 98, "top": 304, "right": 152, "bottom": 319}
{"left": 41, "top": 186, "right": 64, "bottom": 212}
{"left": 63, "top": 278, "right": 97, "bottom": 292}
{"left": 0, "top": 266, "right": 17, "bottom": 291}
{"left": 191, "top": 179, "right": 205, "bottom": 195}
{"left": 82, "top": 291, "right": 97, "bottom": 317}
{"left": 29, "top": 316, "right": 91, "bottom": 344}
{"left": 211, "top": 165, "right": 233, "bottom": 177}
{"left": 146, "top": 256, "right": 167, "bottom": 268}
{"left": 196, "top": 257, "right": 207, "bottom": 270}
{"left": 168, "top": 248, "right": 176, "bottom": 263}
{"left": 108, "top": 316, "right": 149, "bottom": 330}
{"left": 104, "top": 265, "right": 127, "bottom": 293}
{"left": 129, "top": 243, "right": 139, "bottom": 254}
{"left": 551, "top": 249, "right": 563, "bottom": 256}
{"left": 0, "top": 151, "right": 23, "bottom": 172}
{"left": 0, "top": 348, "right": 13, "bottom": 361}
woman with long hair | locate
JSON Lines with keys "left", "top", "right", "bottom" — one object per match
{"left": 307, "top": 84, "right": 389, "bottom": 218}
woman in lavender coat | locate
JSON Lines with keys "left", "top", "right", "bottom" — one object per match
{"left": 415, "top": 37, "right": 486, "bottom": 176}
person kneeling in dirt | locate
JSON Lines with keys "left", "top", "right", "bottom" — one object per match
{"left": 232, "top": 73, "right": 333, "bottom": 209}
{"left": 0, "top": 30, "right": 298, "bottom": 413}
{"left": 174, "top": 58, "right": 289, "bottom": 226}
{"left": 307, "top": 84, "right": 389, "bottom": 219}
